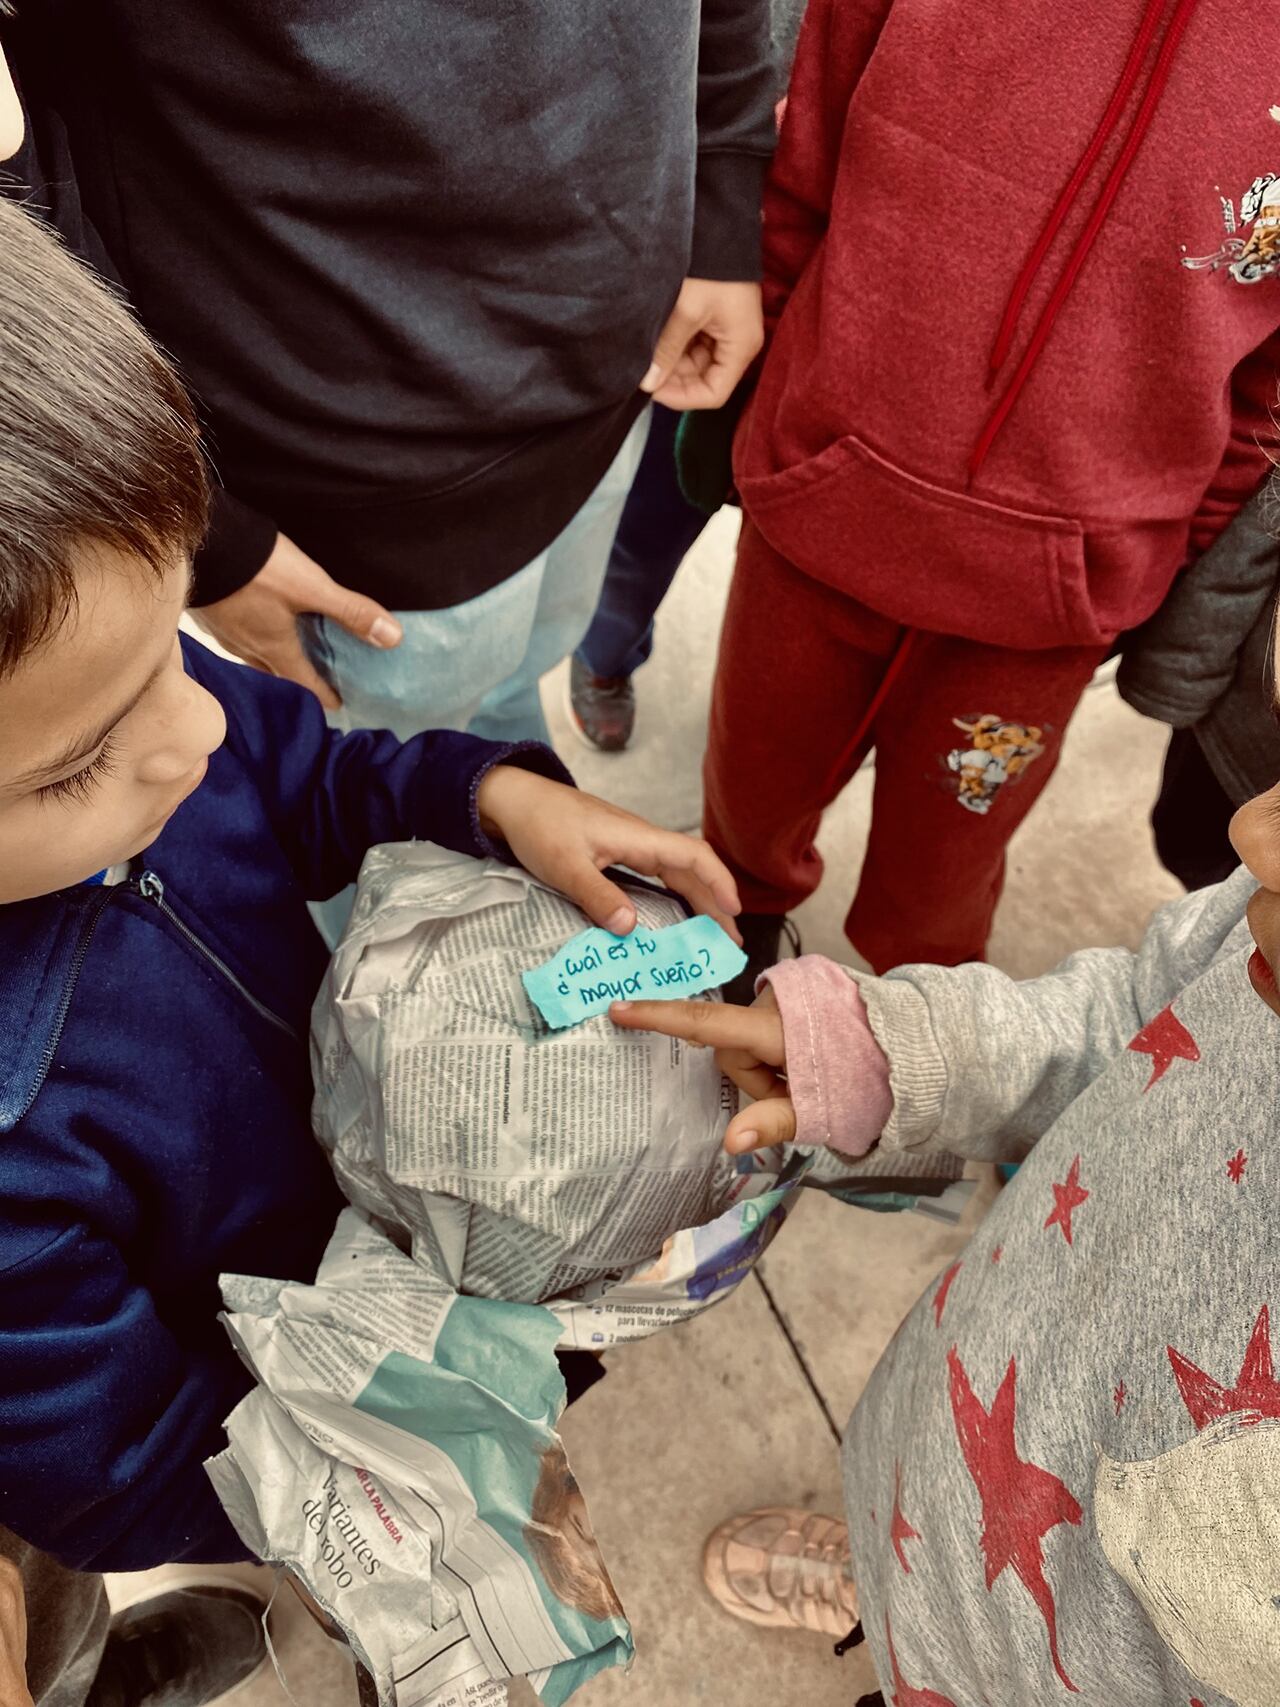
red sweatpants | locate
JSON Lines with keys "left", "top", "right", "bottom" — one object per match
{"left": 703, "top": 522, "right": 1110, "bottom": 972}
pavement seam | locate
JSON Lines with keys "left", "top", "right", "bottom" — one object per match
{"left": 751, "top": 1270, "right": 844, "bottom": 1446}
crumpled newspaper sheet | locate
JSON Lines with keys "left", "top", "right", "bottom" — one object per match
{"left": 207, "top": 845, "right": 960, "bottom": 1705}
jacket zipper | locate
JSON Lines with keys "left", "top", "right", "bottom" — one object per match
{"left": 17, "top": 882, "right": 121, "bottom": 1127}
{"left": 136, "top": 870, "right": 299, "bottom": 1040}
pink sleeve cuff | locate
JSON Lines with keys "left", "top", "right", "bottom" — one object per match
{"left": 761, "top": 956, "right": 893, "bottom": 1157}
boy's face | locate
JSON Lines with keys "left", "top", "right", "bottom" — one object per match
{"left": 0, "top": 551, "right": 225, "bottom": 903}
{"left": 1230, "top": 626, "right": 1280, "bottom": 1018}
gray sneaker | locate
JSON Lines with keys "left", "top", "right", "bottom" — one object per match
{"left": 86, "top": 1587, "right": 268, "bottom": 1707}
{"left": 567, "top": 655, "right": 636, "bottom": 753}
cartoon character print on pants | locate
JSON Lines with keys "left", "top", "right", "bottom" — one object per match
{"left": 944, "top": 715, "right": 1046, "bottom": 815}
{"left": 1183, "top": 168, "right": 1280, "bottom": 284}
{"left": 1095, "top": 1305, "right": 1280, "bottom": 1707}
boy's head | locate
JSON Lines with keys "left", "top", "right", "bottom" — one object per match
{"left": 0, "top": 198, "right": 224, "bottom": 903}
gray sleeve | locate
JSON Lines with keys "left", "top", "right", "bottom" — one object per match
{"left": 854, "top": 867, "right": 1254, "bottom": 1160}
{"left": 769, "top": 0, "right": 809, "bottom": 83}
{"left": 1118, "top": 486, "right": 1280, "bottom": 729}
{"left": 1196, "top": 595, "right": 1280, "bottom": 807}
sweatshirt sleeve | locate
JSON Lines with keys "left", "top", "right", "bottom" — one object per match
{"left": 0, "top": 1216, "right": 253, "bottom": 1571}
{"left": 853, "top": 867, "right": 1254, "bottom": 1163}
{"left": 690, "top": 0, "right": 777, "bottom": 280}
{"left": 193, "top": 641, "right": 572, "bottom": 901}
{"left": 1191, "top": 327, "right": 1280, "bottom": 555}
{"left": 763, "top": 955, "right": 893, "bottom": 1156}
{"left": 760, "top": 0, "right": 893, "bottom": 333}
{"left": 1117, "top": 482, "right": 1279, "bottom": 730}
{"left": 189, "top": 489, "right": 279, "bottom": 607}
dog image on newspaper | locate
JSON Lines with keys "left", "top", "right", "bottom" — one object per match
{"left": 525, "top": 1443, "right": 624, "bottom": 1624}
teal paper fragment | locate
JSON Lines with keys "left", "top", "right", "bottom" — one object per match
{"left": 522, "top": 914, "right": 748, "bottom": 1031}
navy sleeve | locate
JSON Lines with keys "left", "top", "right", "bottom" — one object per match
{"left": 0, "top": 1216, "right": 253, "bottom": 1572}
{"left": 184, "top": 637, "right": 573, "bottom": 900}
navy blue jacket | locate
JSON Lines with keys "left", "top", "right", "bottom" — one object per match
{"left": 0, "top": 637, "right": 566, "bottom": 1573}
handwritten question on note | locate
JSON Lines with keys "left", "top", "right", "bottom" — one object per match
{"left": 521, "top": 914, "right": 748, "bottom": 1031}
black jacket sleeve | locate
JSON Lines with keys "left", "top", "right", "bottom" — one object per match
{"left": 190, "top": 489, "right": 279, "bottom": 605}
{"left": 691, "top": 0, "right": 777, "bottom": 281}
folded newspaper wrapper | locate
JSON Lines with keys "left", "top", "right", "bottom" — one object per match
{"left": 207, "top": 845, "right": 961, "bottom": 1706}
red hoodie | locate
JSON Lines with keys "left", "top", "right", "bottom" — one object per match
{"left": 735, "top": 0, "right": 1280, "bottom": 650}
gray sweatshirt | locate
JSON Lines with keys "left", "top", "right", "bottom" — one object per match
{"left": 843, "top": 868, "right": 1279, "bottom": 1706}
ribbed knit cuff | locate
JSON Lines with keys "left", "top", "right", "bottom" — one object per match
{"left": 190, "top": 488, "right": 278, "bottom": 606}
{"left": 762, "top": 956, "right": 892, "bottom": 1157}
{"left": 856, "top": 975, "right": 951, "bottom": 1152}
{"left": 469, "top": 742, "right": 575, "bottom": 863}
{"left": 690, "top": 150, "right": 768, "bottom": 281}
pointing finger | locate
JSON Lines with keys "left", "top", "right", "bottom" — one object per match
{"left": 610, "top": 998, "right": 784, "bottom": 1064}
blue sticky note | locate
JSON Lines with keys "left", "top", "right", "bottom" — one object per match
{"left": 522, "top": 915, "right": 748, "bottom": 1031}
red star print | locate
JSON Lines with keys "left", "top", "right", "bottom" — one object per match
{"left": 1044, "top": 1156, "right": 1088, "bottom": 1247}
{"left": 884, "top": 1616, "right": 959, "bottom": 1707}
{"left": 992, "top": 1245, "right": 1003, "bottom": 1264}
{"left": 1168, "top": 1306, "right": 1280, "bottom": 1430}
{"left": 1113, "top": 1380, "right": 1127, "bottom": 1415}
{"left": 890, "top": 1461, "right": 921, "bottom": 1574}
{"left": 1127, "top": 1005, "right": 1200, "bottom": 1091}
{"left": 948, "top": 1348, "right": 1082, "bottom": 1692}
{"left": 933, "top": 1260, "right": 962, "bottom": 1327}
{"left": 1227, "top": 1148, "right": 1248, "bottom": 1184}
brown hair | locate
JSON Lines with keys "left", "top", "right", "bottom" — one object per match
{"left": 0, "top": 196, "right": 209, "bottom": 676}
{"left": 524, "top": 1442, "right": 624, "bottom": 1623}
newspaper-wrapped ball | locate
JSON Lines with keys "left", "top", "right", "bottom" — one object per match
{"left": 312, "top": 844, "right": 754, "bottom": 1305}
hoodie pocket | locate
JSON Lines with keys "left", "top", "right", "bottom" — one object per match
{"left": 737, "top": 430, "right": 1102, "bottom": 650}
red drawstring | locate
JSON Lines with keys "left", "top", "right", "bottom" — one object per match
{"left": 971, "top": 0, "right": 1202, "bottom": 481}
{"left": 986, "top": 0, "right": 1170, "bottom": 381}
{"left": 848, "top": 628, "right": 918, "bottom": 758}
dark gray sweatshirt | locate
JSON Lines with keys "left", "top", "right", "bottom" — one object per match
{"left": 24, "top": 1, "right": 775, "bottom": 606}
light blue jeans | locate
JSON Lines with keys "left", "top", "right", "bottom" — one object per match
{"left": 301, "top": 412, "right": 650, "bottom": 941}
{"left": 300, "top": 410, "right": 651, "bottom": 748}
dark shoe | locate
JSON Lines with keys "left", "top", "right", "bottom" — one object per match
{"left": 87, "top": 1587, "right": 268, "bottom": 1707}
{"left": 723, "top": 914, "right": 801, "bottom": 1005}
{"left": 556, "top": 1346, "right": 608, "bottom": 1405}
{"left": 568, "top": 655, "right": 636, "bottom": 752}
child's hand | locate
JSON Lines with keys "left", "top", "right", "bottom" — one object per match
{"left": 476, "top": 767, "right": 741, "bottom": 941}
{"left": 609, "top": 989, "right": 793, "bottom": 1155}
{"left": 0, "top": 1558, "right": 34, "bottom": 1707}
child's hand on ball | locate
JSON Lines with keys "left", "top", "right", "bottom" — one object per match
{"left": 476, "top": 767, "right": 741, "bottom": 943}
{"left": 609, "top": 988, "right": 794, "bottom": 1154}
